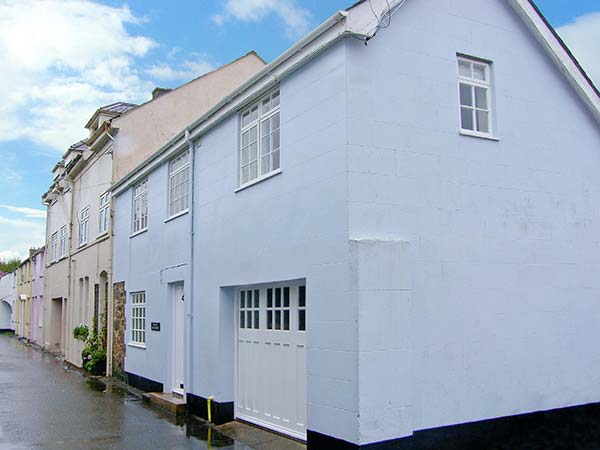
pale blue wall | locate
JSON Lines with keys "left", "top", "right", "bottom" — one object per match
{"left": 114, "top": 0, "right": 600, "bottom": 445}
{"left": 113, "top": 160, "right": 190, "bottom": 389}
{"left": 191, "top": 42, "right": 357, "bottom": 442}
{"left": 345, "top": 0, "right": 600, "bottom": 444}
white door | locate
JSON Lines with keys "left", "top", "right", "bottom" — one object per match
{"left": 172, "top": 283, "right": 185, "bottom": 395}
{"left": 236, "top": 282, "right": 307, "bottom": 440}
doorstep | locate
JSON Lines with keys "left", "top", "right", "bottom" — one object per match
{"left": 143, "top": 392, "right": 187, "bottom": 416}
{"left": 217, "top": 420, "right": 306, "bottom": 450}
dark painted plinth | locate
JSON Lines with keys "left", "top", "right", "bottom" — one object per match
{"left": 187, "top": 393, "right": 234, "bottom": 425}
{"left": 308, "top": 402, "right": 600, "bottom": 449}
{"left": 124, "top": 371, "right": 163, "bottom": 393}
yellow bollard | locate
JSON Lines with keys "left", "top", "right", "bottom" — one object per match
{"left": 207, "top": 396, "right": 214, "bottom": 450}
{"left": 207, "top": 396, "right": 214, "bottom": 422}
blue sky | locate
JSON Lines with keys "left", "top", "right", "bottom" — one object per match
{"left": 0, "top": 0, "right": 599, "bottom": 260}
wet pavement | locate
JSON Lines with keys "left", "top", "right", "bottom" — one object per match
{"left": 0, "top": 334, "right": 252, "bottom": 450}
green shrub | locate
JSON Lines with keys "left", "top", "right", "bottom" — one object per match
{"left": 72, "top": 324, "right": 89, "bottom": 341}
{"left": 80, "top": 314, "right": 107, "bottom": 376}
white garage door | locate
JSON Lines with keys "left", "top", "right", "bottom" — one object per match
{"left": 236, "top": 282, "right": 307, "bottom": 440}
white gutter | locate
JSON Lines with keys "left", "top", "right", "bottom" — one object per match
{"left": 111, "top": 10, "right": 348, "bottom": 196}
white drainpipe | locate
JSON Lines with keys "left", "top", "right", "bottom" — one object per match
{"left": 185, "top": 129, "right": 195, "bottom": 397}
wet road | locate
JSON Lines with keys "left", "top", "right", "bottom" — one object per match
{"left": 0, "top": 334, "right": 250, "bottom": 450}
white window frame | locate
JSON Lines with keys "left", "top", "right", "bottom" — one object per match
{"left": 98, "top": 192, "right": 110, "bottom": 236}
{"left": 132, "top": 179, "right": 148, "bottom": 235}
{"left": 59, "top": 225, "right": 67, "bottom": 258}
{"left": 130, "top": 292, "right": 146, "bottom": 346}
{"left": 168, "top": 150, "right": 190, "bottom": 218}
{"left": 50, "top": 232, "right": 58, "bottom": 262}
{"left": 457, "top": 55, "right": 494, "bottom": 139}
{"left": 79, "top": 206, "right": 89, "bottom": 247}
{"left": 239, "top": 89, "right": 280, "bottom": 187}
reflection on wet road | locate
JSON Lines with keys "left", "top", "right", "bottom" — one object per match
{"left": 0, "top": 334, "right": 252, "bottom": 450}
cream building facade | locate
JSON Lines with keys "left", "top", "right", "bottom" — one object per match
{"left": 42, "top": 52, "right": 266, "bottom": 372}
{"left": 42, "top": 143, "right": 84, "bottom": 355}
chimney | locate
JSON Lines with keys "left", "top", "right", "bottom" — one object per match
{"left": 152, "top": 87, "right": 172, "bottom": 100}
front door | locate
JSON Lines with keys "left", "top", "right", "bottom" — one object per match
{"left": 171, "top": 283, "right": 185, "bottom": 395}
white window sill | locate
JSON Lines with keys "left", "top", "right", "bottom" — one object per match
{"left": 165, "top": 209, "right": 189, "bottom": 223}
{"left": 130, "top": 228, "right": 148, "bottom": 239}
{"left": 235, "top": 168, "right": 282, "bottom": 193}
{"left": 127, "top": 342, "right": 146, "bottom": 349}
{"left": 459, "top": 130, "right": 499, "bottom": 141}
{"left": 79, "top": 242, "right": 87, "bottom": 248}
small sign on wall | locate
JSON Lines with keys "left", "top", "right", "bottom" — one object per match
{"left": 151, "top": 322, "right": 161, "bottom": 332}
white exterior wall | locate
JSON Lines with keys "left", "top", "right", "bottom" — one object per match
{"left": 345, "top": 0, "right": 600, "bottom": 445}
{"left": 0, "top": 272, "right": 16, "bottom": 330}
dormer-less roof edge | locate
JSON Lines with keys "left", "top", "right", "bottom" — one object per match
{"left": 116, "top": 51, "right": 268, "bottom": 124}
{"left": 509, "top": 0, "right": 600, "bottom": 123}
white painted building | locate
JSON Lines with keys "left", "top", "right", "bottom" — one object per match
{"left": 111, "top": 0, "right": 600, "bottom": 448}
{"left": 0, "top": 270, "right": 16, "bottom": 332}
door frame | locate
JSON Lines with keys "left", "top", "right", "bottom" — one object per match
{"left": 171, "top": 282, "right": 185, "bottom": 396}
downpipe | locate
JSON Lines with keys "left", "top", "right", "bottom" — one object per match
{"left": 185, "top": 129, "right": 195, "bottom": 398}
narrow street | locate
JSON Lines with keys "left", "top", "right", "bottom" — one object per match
{"left": 0, "top": 334, "right": 249, "bottom": 450}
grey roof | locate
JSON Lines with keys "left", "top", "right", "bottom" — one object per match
{"left": 61, "top": 139, "right": 88, "bottom": 159}
{"left": 85, "top": 102, "right": 137, "bottom": 129}
{"left": 69, "top": 139, "right": 88, "bottom": 151}
{"left": 98, "top": 102, "right": 137, "bottom": 115}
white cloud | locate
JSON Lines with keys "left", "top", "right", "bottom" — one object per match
{"left": 0, "top": 250, "right": 21, "bottom": 262}
{"left": 145, "top": 58, "right": 216, "bottom": 82}
{"left": 0, "top": 0, "right": 159, "bottom": 152}
{"left": 557, "top": 11, "right": 600, "bottom": 89}
{"left": 0, "top": 216, "right": 45, "bottom": 260}
{"left": 213, "top": 0, "right": 311, "bottom": 38}
{"left": 0, "top": 205, "right": 46, "bottom": 219}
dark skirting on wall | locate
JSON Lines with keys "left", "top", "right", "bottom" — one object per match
{"left": 308, "top": 402, "right": 600, "bottom": 449}
{"left": 187, "top": 393, "right": 234, "bottom": 425}
{"left": 124, "top": 371, "right": 163, "bottom": 393}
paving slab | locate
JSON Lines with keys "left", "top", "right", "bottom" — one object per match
{"left": 217, "top": 421, "right": 306, "bottom": 450}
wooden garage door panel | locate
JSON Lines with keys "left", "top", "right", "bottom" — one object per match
{"left": 236, "top": 283, "right": 306, "bottom": 440}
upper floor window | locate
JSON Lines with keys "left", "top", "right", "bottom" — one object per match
{"left": 51, "top": 232, "right": 58, "bottom": 262}
{"left": 132, "top": 179, "right": 148, "bottom": 234}
{"left": 99, "top": 192, "right": 110, "bottom": 235}
{"left": 168, "top": 151, "right": 190, "bottom": 217}
{"left": 239, "top": 90, "right": 280, "bottom": 186}
{"left": 458, "top": 56, "right": 493, "bottom": 138}
{"left": 59, "top": 225, "right": 67, "bottom": 258}
{"left": 79, "top": 206, "right": 89, "bottom": 246}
